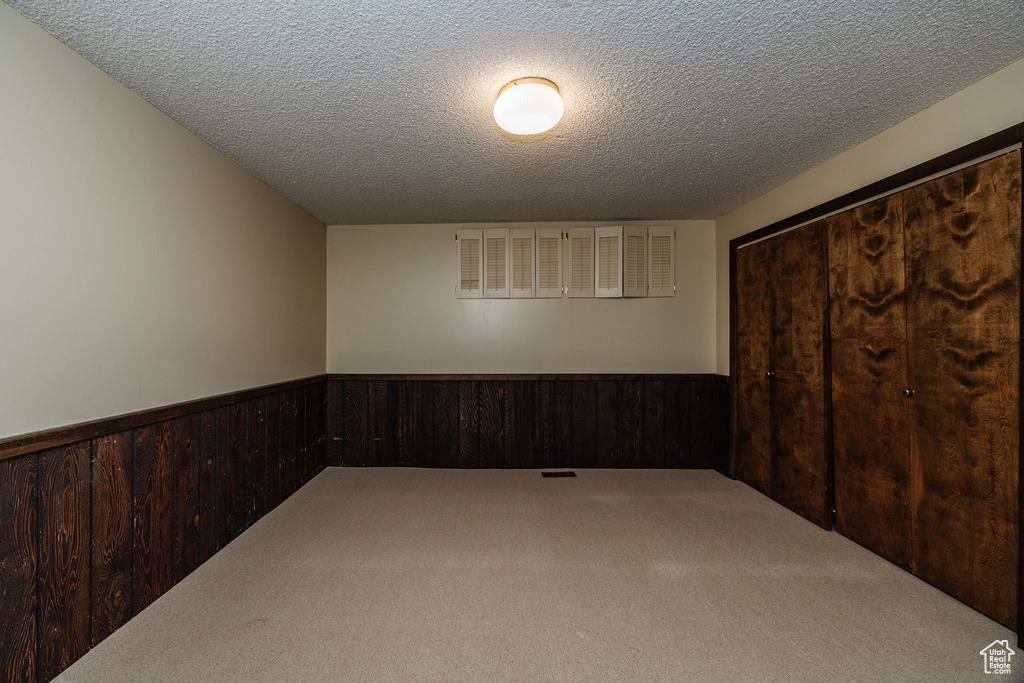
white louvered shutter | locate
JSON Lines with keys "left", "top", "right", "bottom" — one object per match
{"left": 566, "top": 227, "right": 595, "bottom": 298}
{"left": 595, "top": 226, "right": 623, "bottom": 298}
{"left": 483, "top": 228, "right": 510, "bottom": 298}
{"left": 535, "top": 227, "right": 562, "bottom": 298}
{"left": 510, "top": 228, "right": 535, "bottom": 298}
{"left": 647, "top": 226, "right": 675, "bottom": 297}
{"left": 456, "top": 229, "right": 483, "bottom": 299}
{"left": 623, "top": 226, "right": 647, "bottom": 298}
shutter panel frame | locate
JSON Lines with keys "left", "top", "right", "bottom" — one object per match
{"left": 647, "top": 225, "right": 675, "bottom": 297}
{"left": 535, "top": 227, "right": 563, "bottom": 298}
{"left": 623, "top": 225, "right": 647, "bottom": 298}
{"left": 595, "top": 226, "right": 623, "bottom": 298}
{"left": 483, "top": 227, "right": 510, "bottom": 298}
{"left": 510, "top": 228, "right": 535, "bottom": 298}
{"left": 566, "top": 227, "right": 596, "bottom": 298}
{"left": 456, "top": 229, "right": 483, "bottom": 299}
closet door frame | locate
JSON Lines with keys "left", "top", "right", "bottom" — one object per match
{"left": 729, "top": 121, "right": 1024, "bottom": 635}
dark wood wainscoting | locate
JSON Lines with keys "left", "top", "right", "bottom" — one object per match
{"left": 325, "top": 375, "right": 729, "bottom": 472}
{"left": 0, "top": 377, "right": 327, "bottom": 682}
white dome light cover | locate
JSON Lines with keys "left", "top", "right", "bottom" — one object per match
{"left": 493, "top": 78, "right": 564, "bottom": 136}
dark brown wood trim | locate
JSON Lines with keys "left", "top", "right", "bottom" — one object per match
{"left": 731, "top": 121, "right": 1024, "bottom": 250}
{"left": 728, "top": 240, "right": 739, "bottom": 479}
{"left": 1017, "top": 140, "right": 1024, "bottom": 641}
{"left": 327, "top": 373, "right": 729, "bottom": 383}
{"left": 0, "top": 374, "right": 326, "bottom": 462}
{"left": 822, "top": 223, "right": 835, "bottom": 529}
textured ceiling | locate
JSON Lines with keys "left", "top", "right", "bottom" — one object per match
{"left": 7, "top": 1, "right": 1024, "bottom": 225}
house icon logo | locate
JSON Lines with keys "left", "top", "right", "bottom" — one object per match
{"left": 980, "top": 640, "right": 1015, "bottom": 675}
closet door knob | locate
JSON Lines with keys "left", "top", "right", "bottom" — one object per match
{"left": 765, "top": 371, "right": 774, "bottom": 378}
{"left": 902, "top": 388, "right": 914, "bottom": 397}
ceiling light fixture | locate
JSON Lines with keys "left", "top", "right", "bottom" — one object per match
{"left": 493, "top": 77, "right": 563, "bottom": 136}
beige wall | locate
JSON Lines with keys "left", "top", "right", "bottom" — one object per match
{"left": 327, "top": 221, "right": 716, "bottom": 373}
{"left": 714, "top": 56, "right": 1024, "bottom": 374}
{"left": 0, "top": 4, "right": 326, "bottom": 439}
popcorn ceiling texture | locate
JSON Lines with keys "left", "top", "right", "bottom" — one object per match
{"left": 7, "top": 0, "right": 1024, "bottom": 225}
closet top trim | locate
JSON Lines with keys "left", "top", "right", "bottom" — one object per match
{"left": 731, "top": 121, "right": 1024, "bottom": 251}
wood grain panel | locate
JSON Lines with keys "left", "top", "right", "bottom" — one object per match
{"left": 309, "top": 382, "right": 326, "bottom": 475}
{"left": 280, "top": 391, "right": 297, "bottom": 496}
{"left": 226, "top": 402, "right": 247, "bottom": 542}
{"left": 536, "top": 380, "right": 553, "bottom": 469}
{"left": 617, "top": 381, "right": 643, "bottom": 468}
{"left": 214, "top": 406, "right": 230, "bottom": 551}
{"left": 502, "top": 381, "right": 517, "bottom": 468}
{"left": 664, "top": 380, "right": 691, "bottom": 468}
{"left": 172, "top": 415, "right": 201, "bottom": 584}
{"left": 769, "top": 221, "right": 831, "bottom": 529}
{"left": 390, "top": 381, "right": 414, "bottom": 467}
{"left": 572, "top": 381, "right": 597, "bottom": 468}
{"left": 199, "top": 412, "right": 217, "bottom": 563}
{"left": 245, "top": 398, "right": 266, "bottom": 528}
{"left": 459, "top": 381, "right": 481, "bottom": 468}
{"left": 91, "top": 432, "right": 133, "bottom": 645}
{"left": 342, "top": 381, "right": 368, "bottom": 467}
{"left": 294, "top": 388, "right": 308, "bottom": 487}
{"left": 712, "top": 381, "right": 730, "bottom": 475}
{"left": 0, "top": 454, "right": 37, "bottom": 683}
{"left": 596, "top": 380, "right": 618, "bottom": 468}
{"left": 368, "top": 380, "right": 388, "bottom": 467}
{"left": 643, "top": 381, "right": 665, "bottom": 469}
{"left": 828, "top": 195, "right": 912, "bottom": 568}
{"left": 403, "top": 380, "right": 418, "bottom": 467}
{"left": 326, "top": 380, "right": 344, "bottom": 467}
{"left": 432, "top": 381, "right": 460, "bottom": 468}
{"left": 905, "top": 152, "right": 1021, "bottom": 628}
{"left": 39, "top": 442, "right": 90, "bottom": 682}
{"left": 553, "top": 381, "right": 572, "bottom": 468}
{"left": 320, "top": 376, "right": 728, "bottom": 471}
{"left": 510, "top": 381, "right": 537, "bottom": 468}
{"left": 413, "top": 382, "right": 434, "bottom": 467}
{"left": 479, "top": 381, "right": 505, "bottom": 468}
{"left": 733, "top": 239, "right": 772, "bottom": 493}
{"left": 691, "top": 382, "right": 716, "bottom": 469}
{"left": 133, "top": 421, "right": 173, "bottom": 614}
{"left": 265, "top": 394, "right": 282, "bottom": 511}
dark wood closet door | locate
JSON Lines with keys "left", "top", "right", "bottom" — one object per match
{"left": 733, "top": 240, "right": 772, "bottom": 494}
{"left": 904, "top": 151, "right": 1021, "bottom": 629}
{"left": 828, "top": 195, "right": 913, "bottom": 569}
{"left": 770, "top": 221, "right": 831, "bottom": 529}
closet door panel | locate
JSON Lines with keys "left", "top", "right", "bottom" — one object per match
{"left": 905, "top": 152, "right": 1021, "bottom": 628}
{"left": 733, "top": 239, "right": 772, "bottom": 494}
{"left": 828, "top": 196, "right": 912, "bottom": 569}
{"left": 770, "top": 222, "right": 831, "bottom": 528}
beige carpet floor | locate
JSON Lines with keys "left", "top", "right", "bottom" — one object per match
{"left": 57, "top": 468, "right": 1020, "bottom": 682}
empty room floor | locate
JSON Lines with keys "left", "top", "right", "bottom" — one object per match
{"left": 56, "top": 469, "right": 1018, "bottom": 682}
